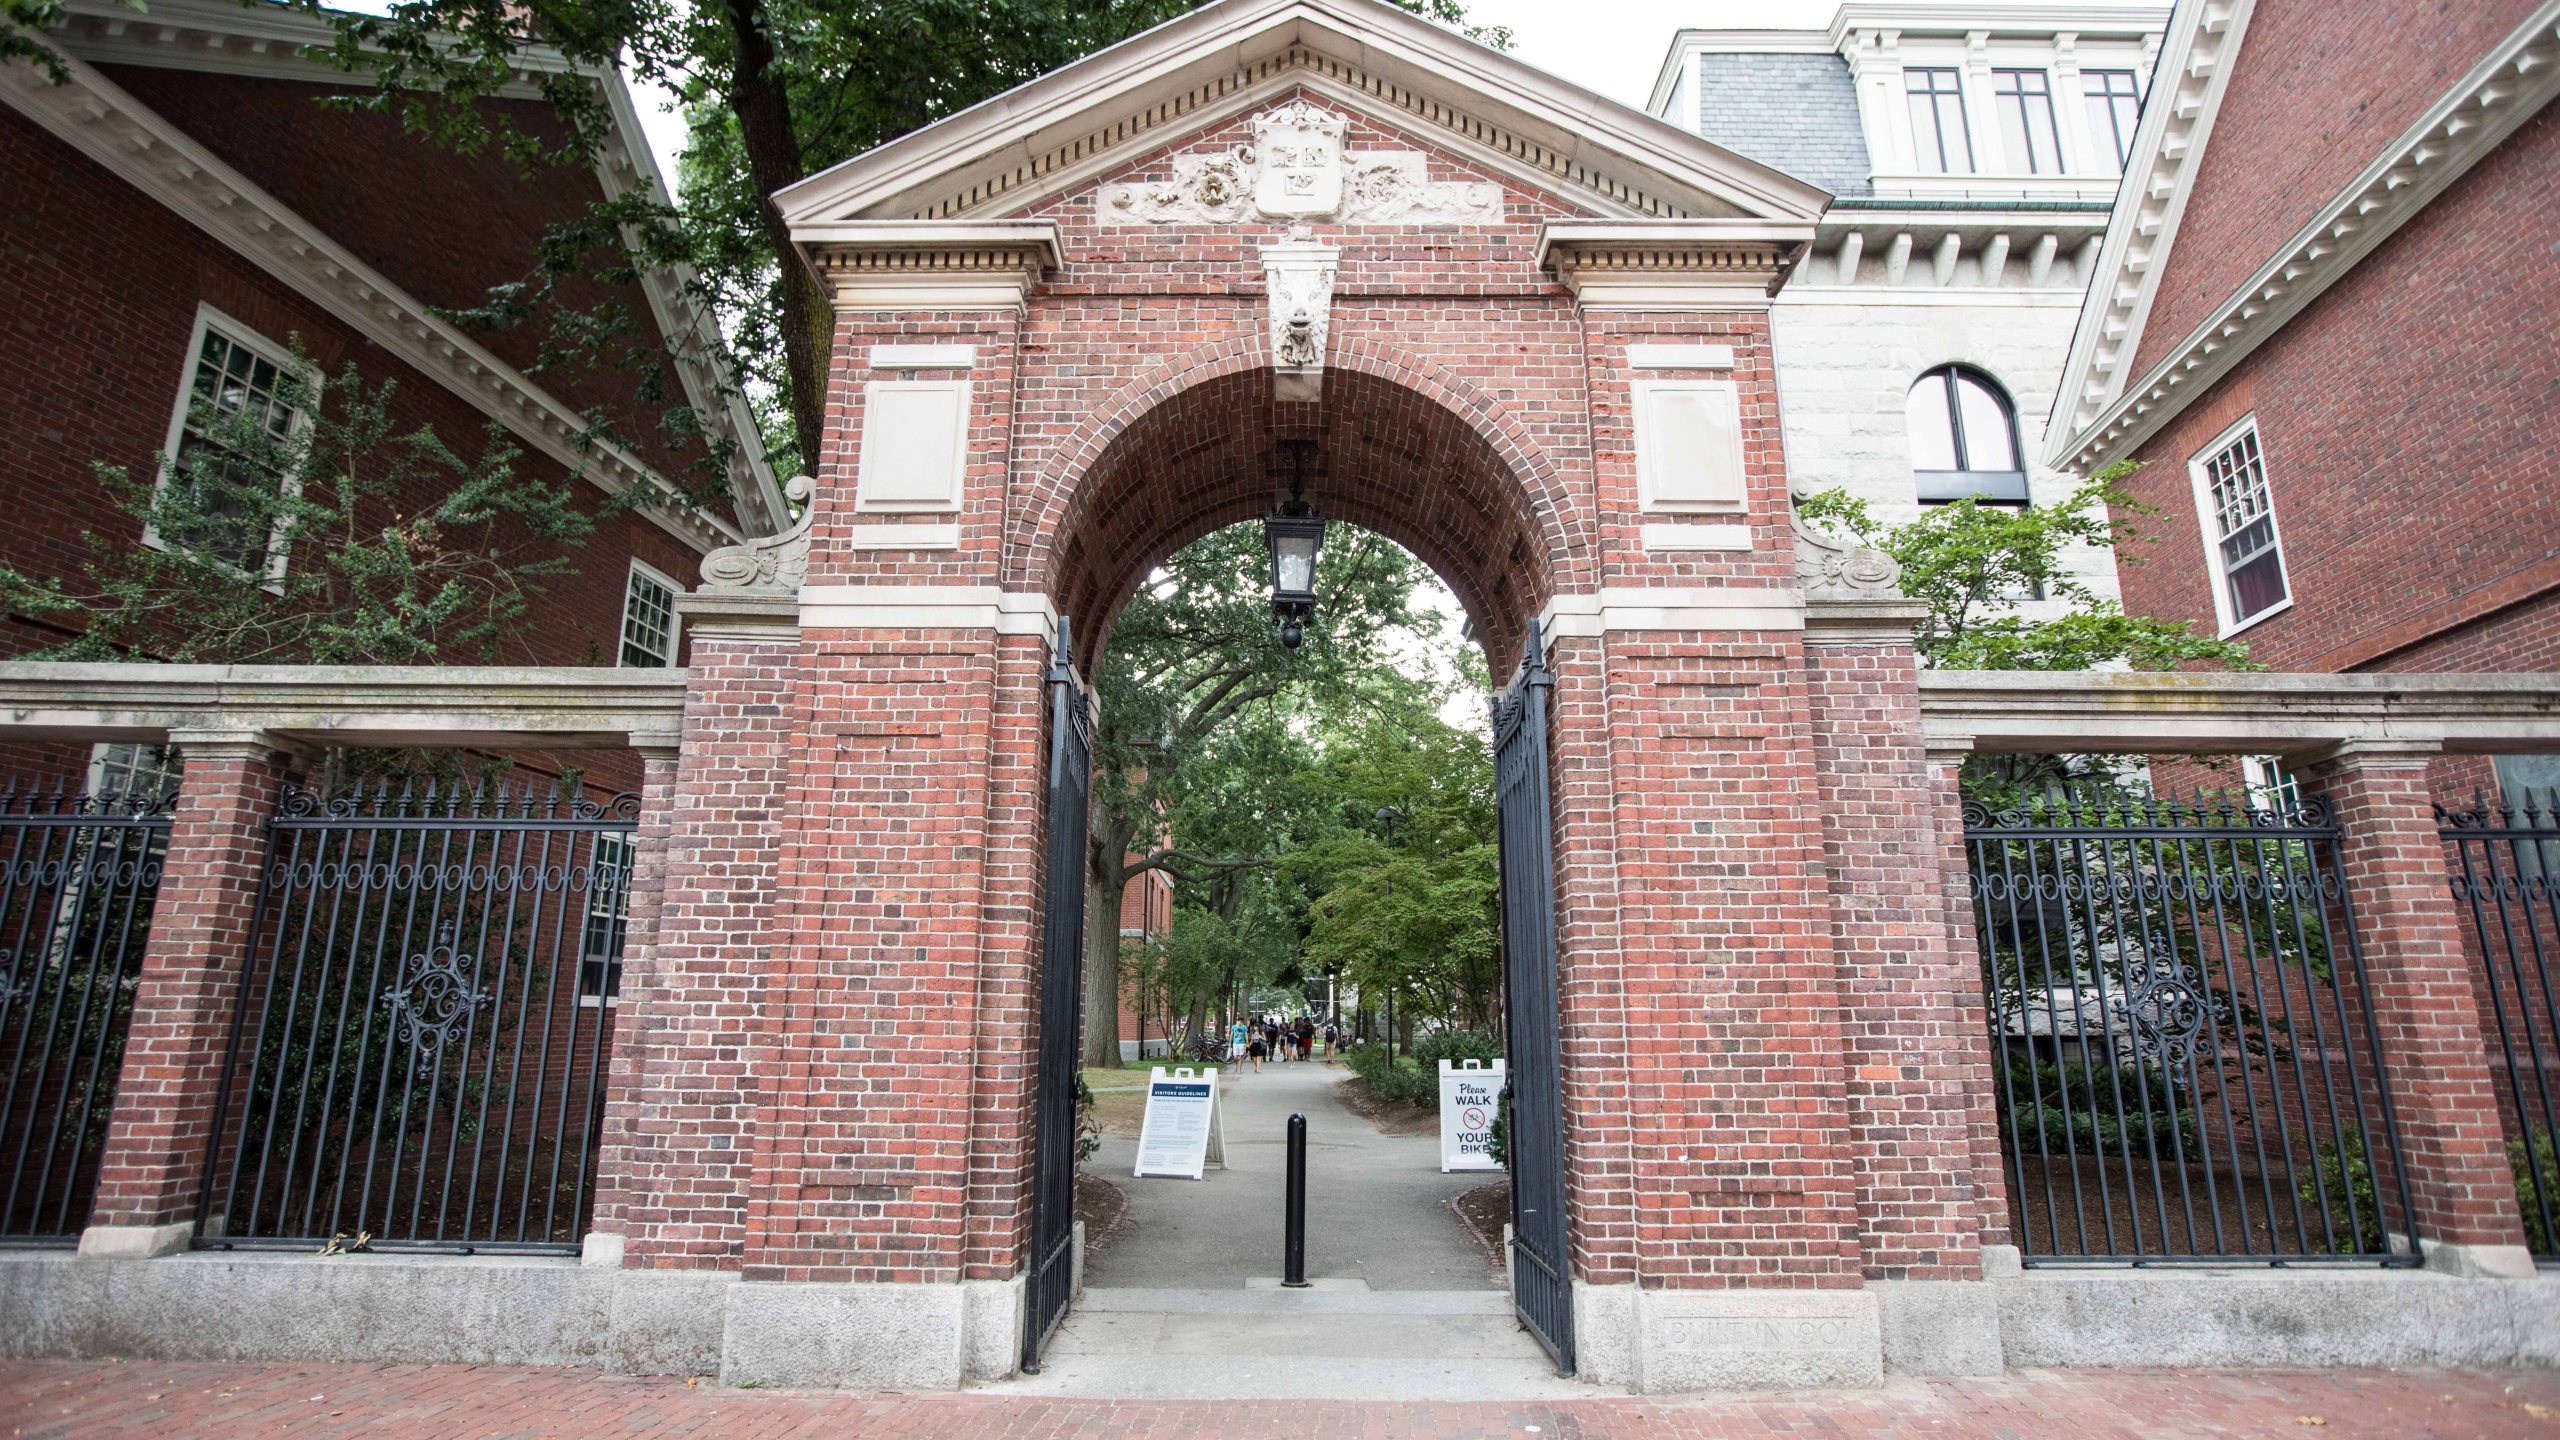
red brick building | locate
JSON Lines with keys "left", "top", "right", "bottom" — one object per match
{"left": 0, "top": 0, "right": 786, "bottom": 749}
{"left": 2049, "top": 0, "right": 2559, "bottom": 686}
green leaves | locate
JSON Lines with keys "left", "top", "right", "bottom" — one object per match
{"left": 1795, "top": 462, "right": 2255, "bottom": 674}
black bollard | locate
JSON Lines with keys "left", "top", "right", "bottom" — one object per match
{"left": 1282, "top": 1112, "right": 1309, "bottom": 1288}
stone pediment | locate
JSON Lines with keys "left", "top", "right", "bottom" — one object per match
{"left": 773, "top": 0, "right": 1829, "bottom": 236}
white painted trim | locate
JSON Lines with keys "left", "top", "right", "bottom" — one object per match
{"left": 1626, "top": 344, "right": 1737, "bottom": 370}
{"left": 2042, "top": 0, "right": 2256, "bottom": 469}
{"left": 144, "top": 304, "right": 311, "bottom": 593}
{"left": 868, "top": 345, "right": 978, "bottom": 370}
{"left": 618, "top": 558, "right": 686, "bottom": 668}
{"left": 842, "top": 523, "right": 962, "bottom": 551}
{"left": 0, "top": 40, "right": 746, "bottom": 555}
{"left": 771, "top": 0, "right": 1831, "bottom": 228}
{"left": 1780, "top": 287, "right": 2085, "bottom": 308}
{"left": 1538, "top": 586, "right": 1807, "bottom": 641}
{"left": 2184, "top": 412, "right": 2291, "bottom": 638}
{"left": 2051, "top": 0, "right": 2560, "bottom": 471}
{"left": 1640, "top": 523, "right": 1756, "bottom": 553}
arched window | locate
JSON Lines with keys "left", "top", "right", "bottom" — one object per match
{"left": 1907, "top": 365, "right": 2028, "bottom": 505}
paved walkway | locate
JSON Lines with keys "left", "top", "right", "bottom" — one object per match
{"left": 7, "top": 1359, "right": 2559, "bottom": 1437}
{"left": 1082, "top": 1056, "right": 1499, "bottom": 1291}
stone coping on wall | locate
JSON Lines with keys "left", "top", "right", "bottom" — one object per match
{"left": 1921, "top": 669, "right": 2560, "bottom": 755}
{"left": 0, "top": 662, "right": 687, "bottom": 750}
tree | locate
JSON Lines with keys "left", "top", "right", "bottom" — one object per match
{"left": 0, "top": 353, "right": 592, "bottom": 667}
{"left": 1293, "top": 712, "right": 1502, "bottom": 1036}
{"left": 27, "top": 0, "right": 1507, "bottom": 477}
{"left": 1794, "top": 464, "right": 2253, "bottom": 674}
{"left": 1079, "top": 522, "right": 1441, "bottom": 1065}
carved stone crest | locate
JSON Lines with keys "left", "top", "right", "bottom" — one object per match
{"left": 1097, "top": 101, "right": 1502, "bottom": 227}
{"left": 1791, "top": 509, "right": 1907, "bottom": 602}
{"left": 1251, "top": 101, "right": 1345, "bottom": 218}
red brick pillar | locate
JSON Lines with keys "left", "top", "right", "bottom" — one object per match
{"left": 584, "top": 741, "right": 679, "bottom": 1267}
{"left": 1925, "top": 743, "right": 2014, "bottom": 1260}
{"left": 1802, "top": 608, "right": 1988, "bottom": 1281}
{"left": 2310, "top": 740, "right": 2533, "bottom": 1275}
{"left": 79, "top": 731, "right": 286, "bottom": 1257}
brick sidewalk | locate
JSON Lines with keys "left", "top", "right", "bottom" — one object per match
{"left": 4, "top": 1361, "right": 2559, "bottom": 1439}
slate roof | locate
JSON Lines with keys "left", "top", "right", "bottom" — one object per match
{"left": 1691, "top": 52, "right": 1873, "bottom": 198}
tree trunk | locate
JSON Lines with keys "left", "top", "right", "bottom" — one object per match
{"left": 717, "top": 0, "right": 831, "bottom": 469}
{"left": 1082, "top": 870, "right": 1122, "bottom": 1067}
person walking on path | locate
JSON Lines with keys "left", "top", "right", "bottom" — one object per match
{"left": 1244, "top": 1027, "right": 1266, "bottom": 1072}
{"left": 1228, "top": 1017, "right": 1248, "bottom": 1063}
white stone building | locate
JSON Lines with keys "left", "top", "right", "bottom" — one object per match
{"left": 1650, "top": 3, "right": 2170, "bottom": 621}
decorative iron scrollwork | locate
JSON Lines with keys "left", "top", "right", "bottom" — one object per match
{"left": 381, "top": 933, "right": 493, "bottom": 1076}
{"left": 2118, "top": 967, "right": 2209, "bottom": 1071}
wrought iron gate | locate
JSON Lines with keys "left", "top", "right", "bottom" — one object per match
{"left": 197, "top": 779, "right": 636, "bottom": 1253}
{"left": 1966, "top": 786, "right": 2419, "bottom": 1264}
{"left": 0, "top": 781, "right": 174, "bottom": 1241}
{"left": 1024, "top": 620, "right": 1093, "bottom": 1372}
{"left": 1494, "top": 621, "right": 1572, "bottom": 1374}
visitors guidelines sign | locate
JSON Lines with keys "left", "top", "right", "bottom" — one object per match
{"left": 1133, "top": 1066, "right": 1225, "bottom": 1180}
{"left": 1439, "top": 1058, "right": 1505, "bottom": 1172}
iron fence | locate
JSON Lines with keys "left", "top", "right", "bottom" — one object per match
{"left": 1965, "top": 786, "right": 2420, "bottom": 1266}
{"left": 0, "top": 781, "right": 174, "bottom": 1241}
{"left": 2437, "top": 791, "right": 2560, "bottom": 1261}
{"left": 198, "top": 780, "right": 636, "bottom": 1254}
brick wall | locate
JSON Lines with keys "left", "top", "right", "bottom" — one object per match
{"left": 2114, "top": 105, "right": 2560, "bottom": 676}
{"left": 2127, "top": 0, "right": 2547, "bottom": 381}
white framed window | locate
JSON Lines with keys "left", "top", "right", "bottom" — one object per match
{"left": 2083, "top": 69, "right": 2143, "bottom": 171}
{"left": 579, "top": 830, "right": 631, "bottom": 1007}
{"left": 618, "top": 560, "right": 682, "bottom": 668}
{"left": 1992, "top": 69, "right": 2064, "bottom": 175}
{"left": 1907, "top": 365, "right": 2028, "bottom": 505}
{"left": 1904, "top": 67, "right": 1974, "bottom": 173}
{"left": 87, "top": 742, "right": 182, "bottom": 802}
{"left": 2188, "top": 416, "right": 2292, "bottom": 635}
{"left": 2242, "top": 756, "right": 2305, "bottom": 819}
{"left": 150, "top": 305, "right": 310, "bottom": 586}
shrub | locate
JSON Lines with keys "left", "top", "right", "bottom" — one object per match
{"left": 2514, "top": 1127, "right": 2558, "bottom": 1254}
{"left": 1410, "top": 1028, "right": 1502, "bottom": 1067}
{"left": 2299, "top": 1131, "right": 2386, "bottom": 1255}
{"left": 1998, "top": 1056, "right": 2202, "bottom": 1158}
{"left": 1342, "top": 1040, "right": 1434, "bottom": 1106}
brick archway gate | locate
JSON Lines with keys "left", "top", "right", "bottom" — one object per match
{"left": 606, "top": 0, "right": 2011, "bottom": 1393}
{"left": 1014, "top": 350, "right": 1578, "bottom": 1370}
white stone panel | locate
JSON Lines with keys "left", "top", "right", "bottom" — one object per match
{"left": 856, "top": 379, "right": 971, "bottom": 512}
{"left": 1631, "top": 378, "right": 1745, "bottom": 514}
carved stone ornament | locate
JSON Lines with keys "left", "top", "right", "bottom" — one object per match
{"left": 1262, "top": 237, "right": 1339, "bottom": 403}
{"left": 699, "top": 474, "right": 815, "bottom": 596}
{"left": 1791, "top": 509, "right": 1906, "bottom": 601}
{"left": 1097, "top": 101, "right": 1502, "bottom": 227}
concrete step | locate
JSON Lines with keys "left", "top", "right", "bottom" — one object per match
{"left": 982, "top": 1287, "right": 1594, "bottom": 1400}
{"left": 1076, "top": 1284, "right": 1512, "bottom": 1317}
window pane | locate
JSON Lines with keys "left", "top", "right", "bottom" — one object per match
{"left": 1906, "top": 373, "right": 1959, "bottom": 471}
{"left": 1953, "top": 375, "right": 2017, "bottom": 471}
{"left": 2082, "top": 71, "right": 2141, "bottom": 171}
{"left": 1905, "top": 69, "right": 1973, "bottom": 173}
{"left": 2227, "top": 549, "right": 2288, "bottom": 622}
{"left": 620, "top": 567, "right": 678, "bottom": 667}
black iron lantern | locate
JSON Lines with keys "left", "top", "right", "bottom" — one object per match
{"left": 1265, "top": 439, "right": 1326, "bottom": 648}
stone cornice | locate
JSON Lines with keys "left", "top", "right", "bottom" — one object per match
{"left": 0, "top": 663, "right": 687, "bottom": 749}
{"left": 2048, "top": 0, "right": 2560, "bottom": 473}
{"left": 1, "top": 37, "right": 749, "bottom": 554}
{"left": 1919, "top": 668, "right": 2560, "bottom": 755}
{"left": 1536, "top": 221, "right": 1814, "bottom": 307}
{"left": 772, "top": 0, "right": 1830, "bottom": 231}
{"left": 795, "top": 222, "right": 1064, "bottom": 310}
{"left": 1828, "top": 3, "right": 2169, "bottom": 45}
{"left": 44, "top": 0, "right": 785, "bottom": 539}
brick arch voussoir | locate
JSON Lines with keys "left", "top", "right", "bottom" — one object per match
{"left": 1008, "top": 333, "right": 1591, "bottom": 607}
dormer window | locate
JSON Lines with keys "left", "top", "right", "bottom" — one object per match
{"left": 1904, "top": 68, "right": 1974, "bottom": 173}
